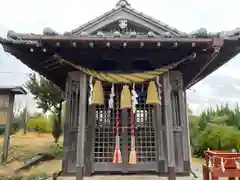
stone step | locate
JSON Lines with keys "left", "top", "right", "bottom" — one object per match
{"left": 57, "top": 176, "right": 165, "bottom": 180}
{"left": 56, "top": 175, "right": 198, "bottom": 180}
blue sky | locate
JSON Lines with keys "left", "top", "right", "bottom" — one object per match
{"left": 0, "top": 0, "right": 240, "bottom": 114}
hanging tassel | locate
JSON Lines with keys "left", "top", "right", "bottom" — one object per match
{"left": 146, "top": 80, "right": 160, "bottom": 104}
{"left": 109, "top": 84, "right": 115, "bottom": 109}
{"left": 220, "top": 158, "right": 225, "bottom": 172}
{"left": 92, "top": 80, "right": 104, "bottom": 105}
{"left": 120, "top": 85, "right": 132, "bottom": 109}
{"left": 88, "top": 76, "right": 93, "bottom": 105}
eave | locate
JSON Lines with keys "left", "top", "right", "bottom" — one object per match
{"left": 0, "top": 86, "right": 27, "bottom": 95}
{"left": 2, "top": 34, "right": 236, "bottom": 90}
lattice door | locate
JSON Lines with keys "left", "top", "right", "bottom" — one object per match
{"left": 93, "top": 83, "right": 157, "bottom": 170}
{"left": 94, "top": 85, "right": 122, "bottom": 163}
{"left": 126, "top": 84, "right": 157, "bottom": 164}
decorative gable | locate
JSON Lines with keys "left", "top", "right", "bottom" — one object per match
{"left": 90, "top": 19, "right": 160, "bottom": 36}
{"left": 70, "top": 0, "right": 185, "bottom": 37}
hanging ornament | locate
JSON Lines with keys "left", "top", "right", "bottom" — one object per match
{"left": 131, "top": 83, "right": 138, "bottom": 114}
{"left": 120, "top": 85, "right": 132, "bottom": 109}
{"left": 220, "top": 158, "right": 225, "bottom": 172}
{"left": 108, "top": 84, "right": 115, "bottom": 109}
{"left": 235, "top": 158, "right": 240, "bottom": 169}
{"left": 146, "top": 80, "right": 160, "bottom": 104}
{"left": 88, "top": 76, "right": 93, "bottom": 105}
{"left": 208, "top": 157, "right": 214, "bottom": 172}
{"left": 92, "top": 80, "right": 104, "bottom": 105}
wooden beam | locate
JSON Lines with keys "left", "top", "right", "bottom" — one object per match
{"left": 76, "top": 72, "right": 87, "bottom": 180}
{"left": 186, "top": 38, "right": 224, "bottom": 88}
{"left": 18, "top": 34, "right": 216, "bottom": 43}
{"left": 163, "top": 72, "right": 176, "bottom": 180}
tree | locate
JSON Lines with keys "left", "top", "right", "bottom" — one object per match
{"left": 13, "top": 107, "right": 29, "bottom": 134}
{"left": 25, "top": 73, "right": 63, "bottom": 113}
{"left": 189, "top": 103, "right": 240, "bottom": 157}
{"left": 198, "top": 124, "right": 240, "bottom": 155}
{"left": 27, "top": 114, "right": 51, "bottom": 135}
{"left": 188, "top": 114, "right": 200, "bottom": 155}
{"left": 25, "top": 73, "right": 63, "bottom": 142}
{"left": 49, "top": 109, "right": 62, "bottom": 143}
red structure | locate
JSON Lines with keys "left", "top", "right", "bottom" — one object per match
{"left": 203, "top": 150, "right": 240, "bottom": 180}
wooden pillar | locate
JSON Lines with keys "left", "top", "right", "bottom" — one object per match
{"left": 181, "top": 90, "right": 191, "bottom": 172}
{"left": 1, "top": 94, "right": 14, "bottom": 164}
{"left": 84, "top": 104, "right": 96, "bottom": 176}
{"left": 154, "top": 76, "right": 165, "bottom": 174}
{"left": 171, "top": 71, "right": 191, "bottom": 173}
{"left": 163, "top": 72, "right": 176, "bottom": 180}
{"left": 76, "top": 72, "right": 87, "bottom": 180}
{"left": 62, "top": 77, "right": 70, "bottom": 173}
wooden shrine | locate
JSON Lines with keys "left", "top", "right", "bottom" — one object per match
{"left": 0, "top": 86, "right": 27, "bottom": 163}
{"left": 1, "top": 1, "right": 240, "bottom": 179}
{"left": 203, "top": 150, "right": 240, "bottom": 180}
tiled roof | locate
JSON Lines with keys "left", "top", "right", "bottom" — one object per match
{"left": 0, "top": 86, "right": 27, "bottom": 95}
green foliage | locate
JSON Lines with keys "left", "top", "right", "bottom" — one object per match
{"left": 189, "top": 103, "right": 240, "bottom": 157}
{"left": 25, "top": 73, "right": 63, "bottom": 142}
{"left": 198, "top": 124, "right": 240, "bottom": 154}
{"left": 49, "top": 112, "right": 62, "bottom": 143}
{"left": 25, "top": 73, "right": 63, "bottom": 113}
{"left": 27, "top": 115, "right": 51, "bottom": 135}
{"left": 188, "top": 114, "right": 200, "bottom": 154}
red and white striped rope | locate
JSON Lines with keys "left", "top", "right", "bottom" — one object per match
{"left": 116, "top": 90, "right": 119, "bottom": 136}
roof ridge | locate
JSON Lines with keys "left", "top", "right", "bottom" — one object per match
{"left": 116, "top": 0, "right": 131, "bottom": 8}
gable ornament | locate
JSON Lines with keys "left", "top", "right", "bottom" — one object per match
{"left": 119, "top": 19, "right": 128, "bottom": 29}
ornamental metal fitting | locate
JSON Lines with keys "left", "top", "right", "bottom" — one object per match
{"left": 119, "top": 19, "right": 128, "bottom": 29}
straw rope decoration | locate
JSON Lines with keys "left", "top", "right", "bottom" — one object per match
{"left": 56, "top": 53, "right": 196, "bottom": 84}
